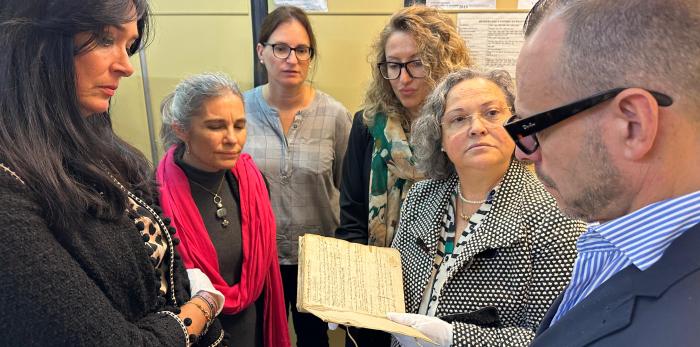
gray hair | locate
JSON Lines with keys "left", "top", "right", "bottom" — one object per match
{"left": 524, "top": 0, "right": 700, "bottom": 109}
{"left": 160, "top": 72, "right": 244, "bottom": 149}
{"left": 412, "top": 68, "right": 515, "bottom": 180}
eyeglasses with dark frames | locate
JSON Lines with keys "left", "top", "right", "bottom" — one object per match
{"left": 377, "top": 60, "right": 426, "bottom": 80}
{"left": 263, "top": 42, "right": 314, "bottom": 61}
{"left": 504, "top": 88, "right": 673, "bottom": 155}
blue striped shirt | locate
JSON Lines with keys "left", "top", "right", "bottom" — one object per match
{"left": 551, "top": 190, "right": 700, "bottom": 325}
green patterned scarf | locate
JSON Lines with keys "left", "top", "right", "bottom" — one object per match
{"left": 368, "top": 112, "right": 424, "bottom": 247}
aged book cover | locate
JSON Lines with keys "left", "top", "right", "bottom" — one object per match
{"left": 297, "top": 234, "right": 433, "bottom": 342}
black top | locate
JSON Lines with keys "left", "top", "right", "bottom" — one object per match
{"left": 335, "top": 111, "right": 373, "bottom": 244}
{"left": 0, "top": 168, "right": 225, "bottom": 346}
{"left": 175, "top": 146, "right": 263, "bottom": 347}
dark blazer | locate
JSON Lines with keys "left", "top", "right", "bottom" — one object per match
{"left": 531, "top": 222, "right": 700, "bottom": 347}
{"left": 392, "top": 160, "right": 585, "bottom": 346}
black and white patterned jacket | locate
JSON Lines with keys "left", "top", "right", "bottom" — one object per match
{"left": 391, "top": 160, "right": 585, "bottom": 347}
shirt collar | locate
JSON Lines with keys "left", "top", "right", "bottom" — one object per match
{"left": 592, "top": 190, "right": 700, "bottom": 269}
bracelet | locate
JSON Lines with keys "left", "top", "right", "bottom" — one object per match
{"left": 188, "top": 299, "right": 212, "bottom": 322}
{"left": 194, "top": 291, "right": 220, "bottom": 316}
{"left": 157, "top": 310, "right": 191, "bottom": 347}
{"left": 192, "top": 294, "right": 214, "bottom": 315}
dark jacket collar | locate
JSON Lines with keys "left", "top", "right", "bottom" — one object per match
{"left": 533, "top": 221, "right": 700, "bottom": 347}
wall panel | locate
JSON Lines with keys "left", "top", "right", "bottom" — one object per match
{"left": 111, "top": 0, "right": 523, "bottom": 161}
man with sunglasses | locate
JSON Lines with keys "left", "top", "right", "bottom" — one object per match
{"left": 504, "top": 0, "right": 700, "bottom": 346}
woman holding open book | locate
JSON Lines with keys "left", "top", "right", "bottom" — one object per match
{"left": 387, "top": 68, "right": 586, "bottom": 347}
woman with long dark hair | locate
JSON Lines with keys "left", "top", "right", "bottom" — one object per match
{"left": 0, "top": 1, "right": 225, "bottom": 345}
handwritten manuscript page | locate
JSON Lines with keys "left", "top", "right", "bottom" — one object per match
{"left": 297, "top": 234, "right": 433, "bottom": 342}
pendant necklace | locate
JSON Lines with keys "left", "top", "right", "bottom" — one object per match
{"left": 190, "top": 176, "right": 230, "bottom": 228}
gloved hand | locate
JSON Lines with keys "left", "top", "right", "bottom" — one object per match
{"left": 387, "top": 312, "right": 453, "bottom": 347}
{"left": 328, "top": 323, "right": 339, "bottom": 330}
{"left": 187, "top": 268, "right": 225, "bottom": 315}
{"left": 392, "top": 332, "right": 441, "bottom": 347}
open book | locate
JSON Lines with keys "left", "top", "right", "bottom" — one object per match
{"left": 296, "top": 234, "right": 433, "bottom": 343}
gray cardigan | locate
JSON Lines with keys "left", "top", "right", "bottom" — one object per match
{"left": 243, "top": 86, "right": 351, "bottom": 265}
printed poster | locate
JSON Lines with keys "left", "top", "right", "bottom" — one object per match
{"left": 457, "top": 12, "right": 528, "bottom": 79}
{"left": 274, "top": 0, "right": 328, "bottom": 12}
{"left": 427, "top": 0, "right": 496, "bottom": 9}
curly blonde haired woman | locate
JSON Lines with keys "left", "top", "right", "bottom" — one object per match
{"left": 334, "top": 5, "right": 472, "bottom": 346}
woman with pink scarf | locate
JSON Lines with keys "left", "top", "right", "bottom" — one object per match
{"left": 156, "top": 73, "right": 289, "bottom": 347}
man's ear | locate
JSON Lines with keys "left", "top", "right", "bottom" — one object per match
{"left": 610, "top": 88, "right": 660, "bottom": 160}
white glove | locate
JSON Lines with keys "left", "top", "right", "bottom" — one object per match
{"left": 387, "top": 312, "right": 453, "bottom": 347}
{"left": 328, "top": 323, "right": 339, "bottom": 330}
{"left": 187, "top": 268, "right": 225, "bottom": 315}
{"left": 392, "top": 332, "right": 441, "bottom": 347}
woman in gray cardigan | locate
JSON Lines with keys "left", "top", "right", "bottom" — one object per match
{"left": 243, "top": 6, "right": 351, "bottom": 346}
{"left": 387, "top": 68, "right": 586, "bottom": 347}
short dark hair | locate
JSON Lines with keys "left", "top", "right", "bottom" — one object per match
{"left": 258, "top": 6, "right": 317, "bottom": 56}
{"left": 524, "top": 0, "right": 700, "bottom": 109}
{"left": 0, "top": 0, "right": 152, "bottom": 233}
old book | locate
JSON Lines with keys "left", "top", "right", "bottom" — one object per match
{"left": 296, "top": 234, "right": 433, "bottom": 343}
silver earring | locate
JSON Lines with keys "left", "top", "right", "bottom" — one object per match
{"left": 185, "top": 142, "right": 191, "bottom": 154}
{"left": 441, "top": 147, "right": 446, "bottom": 152}
{"left": 259, "top": 59, "right": 264, "bottom": 64}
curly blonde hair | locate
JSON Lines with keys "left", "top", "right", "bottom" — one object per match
{"left": 363, "top": 5, "right": 473, "bottom": 129}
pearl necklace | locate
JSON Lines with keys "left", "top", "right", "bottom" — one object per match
{"left": 456, "top": 183, "right": 487, "bottom": 204}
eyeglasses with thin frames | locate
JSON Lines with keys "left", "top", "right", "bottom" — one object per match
{"left": 504, "top": 88, "right": 673, "bottom": 155}
{"left": 263, "top": 42, "right": 314, "bottom": 61}
{"left": 377, "top": 60, "right": 426, "bottom": 80}
{"left": 441, "top": 107, "right": 512, "bottom": 132}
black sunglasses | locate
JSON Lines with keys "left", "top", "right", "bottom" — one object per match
{"left": 504, "top": 88, "right": 673, "bottom": 154}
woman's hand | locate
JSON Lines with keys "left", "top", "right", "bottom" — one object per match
{"left": 388, "top": 312, "right": 453, "bottom": 347}
{"left": 186, "top": 268, "right": 225, "bottom": 315}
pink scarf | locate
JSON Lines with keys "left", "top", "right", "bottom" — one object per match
{"left": 157, "top": 146, "right": 290, "bottom": 347}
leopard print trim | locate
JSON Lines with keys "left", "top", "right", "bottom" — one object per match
{"left": 108, "top": 173, "right": 179, "bottom": 305}
{"left": 127, "top": 196, "right": 169, "bottom": 295}
{"left": 0, "top": 162, "right": 25, "bottom": 185}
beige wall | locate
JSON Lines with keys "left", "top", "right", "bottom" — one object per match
{"left": 111, "top": 0, "right": 522, "bottom": 162}
{"left": 111, "top": 0, "right": 253, "bottom": 162}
